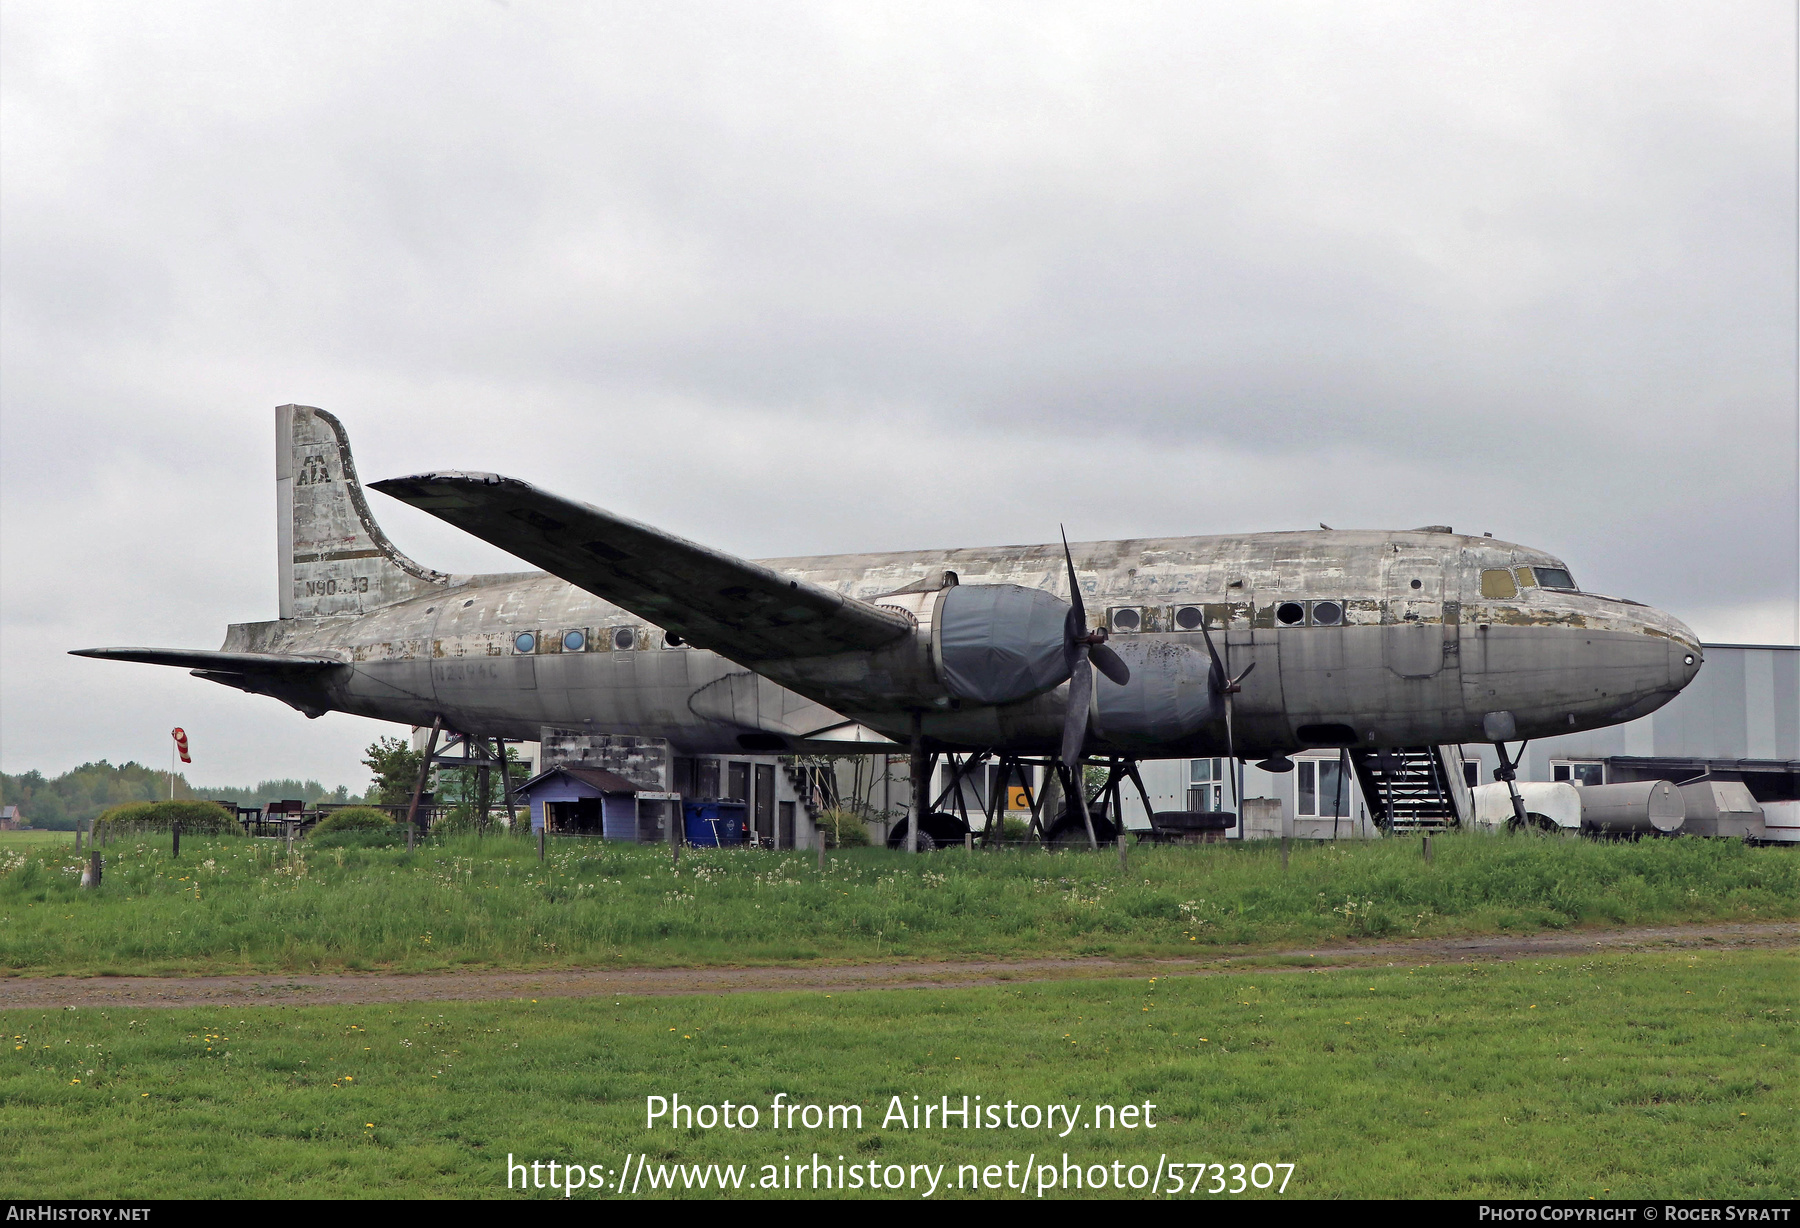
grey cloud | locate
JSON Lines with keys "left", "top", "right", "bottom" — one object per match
{"left": 2, "top": 0, "right": 1794, "bottom": 784}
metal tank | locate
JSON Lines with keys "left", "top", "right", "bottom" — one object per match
{"left": 1676, "top": 781, "right": 1765, "bottom": 840}
{"left": 1470, "top": 781, "right": 1581, "bottom": 832}
{"left": 1577, "top": 781, "right": 1685, "bottom": 835}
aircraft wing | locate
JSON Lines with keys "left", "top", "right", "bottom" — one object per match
{"left": 369, "top": 472, "right": 914, "bottom": 662}
{"left": 69, "top": 648, "right": 345, "bottom": 672}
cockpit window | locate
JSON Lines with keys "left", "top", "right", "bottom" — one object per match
{"left": 1480, "top": 569, "right": 1517, "bottom": 599}
{"left": 1534, "top": 567, "right": 1576, "bottom": 591}
{"left": 1513, "top": 566, "right": 1536, "bottom": 589}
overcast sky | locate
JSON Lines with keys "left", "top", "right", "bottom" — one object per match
{"left": 3, "top": 1, "right": 1796, "bottom": 790}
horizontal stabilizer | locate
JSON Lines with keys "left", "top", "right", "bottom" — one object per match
{"left": 370, "top": 472, "right": 914, "bottom": 662}
{"left": 70, "top": 647, "right": 345, "bottom": 673}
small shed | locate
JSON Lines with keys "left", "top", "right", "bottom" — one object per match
{"left": 0, "top": 805, "right": 26, "bottom": 830}
{"left": 513, "top": 766, "right": 680, "bottom": 842}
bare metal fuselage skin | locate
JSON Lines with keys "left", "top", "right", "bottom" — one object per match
{"left": 223, "top": 531, "right": 1702, "bottom": 760}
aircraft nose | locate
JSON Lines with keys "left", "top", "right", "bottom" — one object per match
{"left": 1648, "top": 609, "right": 1702, "bottom": 690}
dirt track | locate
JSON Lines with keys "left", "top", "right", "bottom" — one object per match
{"left": 3, "top": 920, "right": 1794, "bottom": 1012}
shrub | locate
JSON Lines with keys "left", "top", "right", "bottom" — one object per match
{"left": 815, "top": 809, "right": 872, "bottom": 848}
{"left": 95, "top": 800, "right": 241, "bottom": 836}
{"left": 309, "top": 826, "right": 406, "bottom": 850}
{"left": 310, "top": 807, "right": 398, "bottom": 836}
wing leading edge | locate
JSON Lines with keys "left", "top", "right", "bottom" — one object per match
{"left": 369, "top": 472, "right": 913, "bottom": 662}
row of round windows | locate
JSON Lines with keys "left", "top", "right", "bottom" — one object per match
{"left": 513, "top": 627, "right": 648, "bottom": 655}
{"left": 1106, "top": 600, "right": 1346, "bottom": 633}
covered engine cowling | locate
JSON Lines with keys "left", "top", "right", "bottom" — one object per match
{"left": 934, "top": 583, "right": 1072, "bottom": 706}
{"left": 1092, "top": 639, "right": 1217, "bottom": 745}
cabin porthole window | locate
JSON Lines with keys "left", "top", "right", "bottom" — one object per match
{"left": 613, "top": 627, "right": 636, "bottom": 651}
{"left": 1174, "top": 605, "right": 1205, "bottom": 630}
{"left": 1276, "top": 601, "right": 1305, "bottom": 626}
{"left": 1109, "top": 607, "right": 1142, "bottom": 632}
{"left": 1310, "top": 600, "right": 1344, "bottom": 626}
{"left": 513, "top": 632, "right": 536, "bottom": 654}
{"left": 562, "top": 629, "right": 586, "bottom": 653}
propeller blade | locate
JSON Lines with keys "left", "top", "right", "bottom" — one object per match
{"left": 1060, "top": 527, "right": 1086, "bottom": 629}
{"left": 1199, "top": 618, "right": 1227, "bottom": 692}
{"left": 1089, "top": 641, "right": 1131, "bottom": 686}
{"left": 1061, "top": 654, "right": 1094, "bottom": 772}
{"left": 1224, "top": 692, "right": 1240, "bottom": 814}
{"left": 1230, "top": 661, "right": 1256, "bottom": 688}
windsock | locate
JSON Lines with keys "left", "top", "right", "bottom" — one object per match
{"left": 171, "top": 727, "right": 191, "bottom": 764}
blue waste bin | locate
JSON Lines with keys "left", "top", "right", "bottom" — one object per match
{"left": 683, "top": 799, "right": 747, "bottom": 846}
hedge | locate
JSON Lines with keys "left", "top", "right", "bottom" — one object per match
{"left": 94, "top": 800, "right": 242, "bottom": 836}
{"left": 309, "top": 807, "right": 399, "bottom": 836}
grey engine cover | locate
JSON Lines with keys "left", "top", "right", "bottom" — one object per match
{"left": 935, "top": 584, "right": 1071, "bottom": 706}
{"left": 1093, "top": 639, "right": 1217, "bottom": 745}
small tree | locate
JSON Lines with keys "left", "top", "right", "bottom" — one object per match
{"left": 362, "top": 736, "right": 424, "bottom": 807}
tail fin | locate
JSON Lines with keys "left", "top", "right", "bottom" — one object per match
{"left": 277, "top": 404, "right": 447, "bottom": 619}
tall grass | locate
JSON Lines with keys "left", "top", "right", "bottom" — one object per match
{"left": 1, "top": 832, "right": 1793, "bottom": 975}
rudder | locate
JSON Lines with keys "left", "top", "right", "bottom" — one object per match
{"left": 277, "top": 404, "right": 447, "bottom": 619}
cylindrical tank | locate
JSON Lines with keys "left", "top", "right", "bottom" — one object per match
{"left": 1578, "top": 780, "right": 1685, "bottom": 835}
{"left": 1470, "top": 781, "right": 1582, "bottom": 831}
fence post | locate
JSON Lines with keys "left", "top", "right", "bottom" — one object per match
{"left": 1422, "top": 835, "right": 1433, "bottom": 864}
{"left": 1280, "top": 836, "right": 1289, "bottom": 870}
{"left": 538, "top": 828, "right": 545, "bottom": 863}
{"left": 817, "top": 823, "right": 825, "bottom": 871}
{"left": 965, "top": 831, "right": 973, "bottom": 856}
{"left": 1117, "top": 832, "right": 1128, "bottom": 871}
{"left": 172, "top": 822, "right": 180, "bottom": 859}
{"left": 74, "top": 824, "right": 83, "bottom": 854}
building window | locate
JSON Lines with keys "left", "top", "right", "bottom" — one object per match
{"left": 1296, "top": 758, "right": 1352, "bottom": 817}
{"left": 1553, "top": 761, "right": 1604, "bottom": 786}
{"left": 1189, "top": 758, "right": 1225, "bottom": 812}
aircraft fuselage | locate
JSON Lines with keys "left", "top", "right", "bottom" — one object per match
{"left": 220, "top": 528, "right": 1702, "bottom": 759}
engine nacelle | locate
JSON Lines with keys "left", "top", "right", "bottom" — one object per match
{"left": 933, "top": 583, "right": 1072, "bottom": 706}
{"left": 1091, "top": 638, "right": 1218, "bottom": 746}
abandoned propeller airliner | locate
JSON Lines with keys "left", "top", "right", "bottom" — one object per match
{"left": 75, "top": 405, "right": 1703, "bottom": 846}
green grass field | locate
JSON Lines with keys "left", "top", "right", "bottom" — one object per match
{"left": 0, "top": 948, "right": 1791, "bottom": 1199}
{"left": 3, "top": 833, "right": 1795, "bottom": 976}
{"left": 0, "top": 831, "right": 75, "bottom": 850}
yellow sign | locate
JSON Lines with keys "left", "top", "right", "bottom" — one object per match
{"left": 1007, "top": 786, "right": 1032, "bottom": 812}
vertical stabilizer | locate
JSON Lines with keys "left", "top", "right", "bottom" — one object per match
{"left": 277, "top": 405, "right": 447, "bottom": 619}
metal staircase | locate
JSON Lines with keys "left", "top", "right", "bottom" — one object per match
{"left": 780, "top": 759, "right": 827, "bottom": 825}
{"left": 1348, "top": 745, "right": 1471, "bottom": 833}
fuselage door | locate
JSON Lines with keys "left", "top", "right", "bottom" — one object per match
{"left": 1382, "top": 549, "right": 1445, "bottom": 678}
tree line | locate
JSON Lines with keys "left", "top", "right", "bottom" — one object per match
{"left": 0, "top": 761, "right": 360, "bottom": 830}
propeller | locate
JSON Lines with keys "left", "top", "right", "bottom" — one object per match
{"left": 1058, "top": 530, "right": 1130, "bottom": 773}
{"left": 1199, "top": 616, "right": 1255, "bottom": 814}
{"left": 1058, "top": 530, "right": 1131, "bottom": 849}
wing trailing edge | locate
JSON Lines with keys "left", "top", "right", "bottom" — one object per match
{"left": 369, "top": 472, "right": 914, "bottom": 663}
{"left": 69, "top": 648, "right": 346, "bottom": 672}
